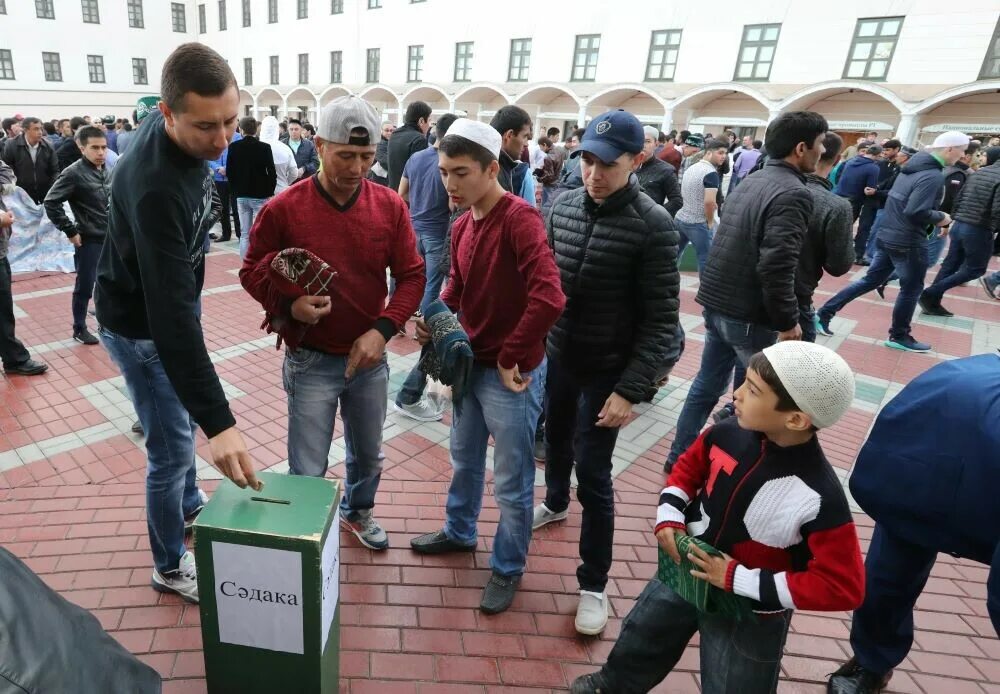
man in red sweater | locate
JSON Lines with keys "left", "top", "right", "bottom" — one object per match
{"left": 240, "top": 96, "right": 425, "bottom": 551}
{"left": 409, "top": 119, "right": 565, "bottom": 614}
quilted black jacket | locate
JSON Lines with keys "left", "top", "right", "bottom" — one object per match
{"left": 545, "top": 176, "right": 680, "bottom": 403}
{"left": 696, "top": 160, "right": 813, "bottom": 332}
{"left": 953, "top": 162, "right": 1000, "bottom": 234}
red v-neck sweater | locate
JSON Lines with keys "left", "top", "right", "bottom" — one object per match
{"left": 240, "top": 177, "right": 425, "bottom": 354}
{"left": 440, "top": 193, "right": 565, "bottom": 370}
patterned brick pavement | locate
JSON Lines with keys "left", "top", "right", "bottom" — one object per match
{"left": 1, "top": 242, "right": 998, "bottom": 693}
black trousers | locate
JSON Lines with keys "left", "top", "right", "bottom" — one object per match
{"left": 214, "top": 181, "right": 241, "bottom": 241}
{"left": 543, "top": 356, "right": 621, "bottom": 593}
{"left": 0, "top": 257, "right": 30, "bottom": 367}
{"left": 72, "top": 241, "right": 102, "bottom": 332}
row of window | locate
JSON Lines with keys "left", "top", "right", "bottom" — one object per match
{"left": 0, "top": 50, "right": 148, "bottom": 84}
{"left": 24, "top": 0, "right": 145, "bottom": 27}
{"left": 244, "top": 18, "right": 1000, "bottom": 84}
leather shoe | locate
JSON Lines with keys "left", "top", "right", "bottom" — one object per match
{"left": 4, "top": 359, "right": 48, "bottom": 376}
{"left": 410, "top": 529, "right": 476, "bottom": 555}
{"left": 828, "top": 657, "right": 891, "bottom": 693}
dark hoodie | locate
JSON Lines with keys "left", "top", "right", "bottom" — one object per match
{"left": 832, "top": 154, "right": 879, "bottom": 201}
{"left": 876, "top": 151, "right": 946, "bottom": 249}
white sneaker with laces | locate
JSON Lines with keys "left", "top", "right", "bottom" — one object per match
{"left": 575, "top": 590, "right": 608, "bottom": 635}
{"left": 393, "top": 398, "right": 444, "bottom": 422}
{"left": 532, "top": 502, "right": 568, "bottom": 531}
{"left": 151, "top": 550, "right": 199, "bottom": 603}
{"left": 340, "top": 509, "right": 389, "bottom": 550}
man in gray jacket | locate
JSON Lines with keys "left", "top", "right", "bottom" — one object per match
{"left": 43, "top": 125, "right": 110, "bottom": 345}
{"left": 798, "top": 131, "right": 855, "bottom": 341}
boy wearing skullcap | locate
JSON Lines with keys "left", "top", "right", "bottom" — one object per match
{"left": 572, "top": 341, "right": 865, "bottom": 694}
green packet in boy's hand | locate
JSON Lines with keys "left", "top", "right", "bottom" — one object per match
{"left": 658, "top": 534, "right": 758, "bottom": 621}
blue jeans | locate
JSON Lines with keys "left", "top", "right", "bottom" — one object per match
{"left": 444, "top": 360, "right": 546, "bottom": 577}
{"left": 850, "top": 524, "right": 937, "bottom": 678}
{"left": 923, "top": 221, "right": 993, "bottom": 300}
{"left": 799, "top": 304, "right": 817, "bottom": 343}
{"left": 675, "top": 220, "right": 712, "bottom": 274}
{"left": 283, "top": 348, "right": 388, "bottom": 519}
{"left": 598, "top": 579, "right": 791, "bottom": 693}
{"left": 864, "top": 208, "right": 886, "bottom": 259}
{"left": 72, "top": 241, "right": 103, "bottom": 332}
{"left": 667, "top": 309, "right": 776, "bottom": 464}
{"left": 237, "top": 197, "right": 269, "bottom": 259}
{"left": 818, "top": 239, "right": 928, "bottom": 341}
{"left": 396, "top": 232, "right": 447, "bottom": 407}
{"left": 98, "top": 327, "right": 202, "bottom": 574}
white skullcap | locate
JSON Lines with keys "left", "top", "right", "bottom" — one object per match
{"left": 762, "top": 342, "right": 855, "bottom": 429}
{"left": 643, "top": 125, "right": 659, "bottom": 140}
{"left": 444, "top": 118, "right": 501, "bottom": 159}
{"left": 931, "top": 131, "right": 970, "bottom": 149}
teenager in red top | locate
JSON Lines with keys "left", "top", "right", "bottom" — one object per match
{"left": 409, "top": 119, "right": 565, "bottom": 615}
{"left": 241, "top": 96, "right": 424, "bottom": 551}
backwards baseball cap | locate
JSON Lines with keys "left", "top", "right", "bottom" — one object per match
{"left": 571, "top": 109, "right": 644, "bottom": 163}
{"left": 135, "top": 96, "right": 160, "bottom": 124}
{"left": 761, "top": 341, "right": 855, "bottom": 429}
{"left": 683, "top": 133, "right": 706, "bottom": 149}
{"left": 318, "top": 95, "right": 381, "bottom": 145}
{"left": 931, "top": 131, "right": 970, "bottom": 149}
{"left": 443, "top": 118, "right": 502, "bottom": 159}
{"left": 899, "top": 145, "right": 919, "bottom": 157}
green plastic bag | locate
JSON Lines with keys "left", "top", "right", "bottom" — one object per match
{"left": 657, "top": 534, "right": 758, "bottom": 621}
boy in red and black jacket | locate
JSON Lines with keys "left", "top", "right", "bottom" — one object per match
{"left": 572, "top": 341, "right": 865, "bottom": 694}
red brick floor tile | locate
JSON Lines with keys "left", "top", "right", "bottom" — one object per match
{"left": 402, "top": 628, "right": 463, "bottom": 654}
{"left": 342, "top": 626, "right": 400, "bottom": 652}
{"left": 150, "top": 626, "right": 203, "bottom": 652}
{"left": 497, "top": 659, "right": 566, "bottom": 688}
{"left": 171, "top": 652, "right": 206, "bottom": 679}
{"left": 461, "top": 632, "right": 527, "bottom": 658}
{"left": 370, "top": 653, "right": 434, "bottom": 681}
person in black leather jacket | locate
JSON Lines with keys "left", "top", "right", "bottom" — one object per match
{"left": 43, "top": 125, "right": 110, "bottom": 345}
{"left": 636, "top": 125, "right": 682, "bottom": 216}
{"left": 664, "top": 111, "right": 826, "bottom": 470}
{"left": 535, "top": 110, "right": 679, "bottom": 636}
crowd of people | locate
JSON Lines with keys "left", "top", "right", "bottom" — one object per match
{"left": 1, "top": 40, "right": 998, "bottom": 694}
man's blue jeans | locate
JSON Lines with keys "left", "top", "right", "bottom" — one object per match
{"left": 597, "top": 579, "right": 791, "bottom": 693}
{"left": 397, "top": 232, "right": 447, "bottom": 407}
{"left": 923, "top": 221, "right": 994, "bottom": 301}
{"left": 667, "top": 309, "right": 776, "bottom": 464}
{"left": 864, "top": 208, "right": 886, "bottom": 259}
{"left": 98, "top": 327, "right": 203, "bottom": 575}
{"left": 283, "top": 348, "right": 388, "bottom": 519}
{"left": 444, "top": 360, "right": 546, "bottom": 577}
{"left": 237, "top": 197, "right": 269, "bottom": 259}
{"left": 850, "top": 524, "right": 938, "bottom": 678}
{"left": 675, "top": 220, "right": 712, "bottom": 274}
{"left": 818, "top": 239, "right": 928, "bottom": 342}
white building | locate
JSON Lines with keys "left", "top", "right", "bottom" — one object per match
{"left": 2, "top": 0, "right": 1000, "bottom": 145}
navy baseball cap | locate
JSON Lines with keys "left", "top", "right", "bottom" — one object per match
{"left": 571, "top": 109, "right": 644, "bottom": 163}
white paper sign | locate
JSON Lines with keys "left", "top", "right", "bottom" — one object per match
{"left": 212, "top": 542, "right": 304, "bottom": 654}
{"left": 320, "top": 507, "right": 340, "bottom": 653}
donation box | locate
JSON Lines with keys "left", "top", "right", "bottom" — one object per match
{"left": 194, "top": 472, "right": 341, "bottom": 693}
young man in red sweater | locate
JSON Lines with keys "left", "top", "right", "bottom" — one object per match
{"left": 240, "top": 96, "right": 425, "bottom": 551}
{"left": 572, "top": 341, "right": 865, "bottom": 693}
{"left": 409, "top": 119, "right": 565, "bottom": 614}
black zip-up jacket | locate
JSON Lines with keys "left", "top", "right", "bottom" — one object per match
{"left": 953, "top": 162, "right": 1000, "bottom": 233}
{"left": 226, "top": 136, "right": 277, "bottom": 200}
{"left": 1, "top": 135, "right": 59, "bottom": 204}
{"left": 696, "top": 160, "right": 812, "bottom": 332}
{"left": 94, "top": 111, "right": 235, "bottom": 438}
{"left": 387, "top": 124, "right": 428, "bottom": 191}
{"left": 42, "top": 157, "right": 109, "bottom": 243}
{"left": 635, "top": 156, "right": 683, "bottom": 216}
{"left": 56, "top": 137, "right": 83, "bottom": 171}
{"left": 545, "top": 175, "right": 680, "bottom": 403}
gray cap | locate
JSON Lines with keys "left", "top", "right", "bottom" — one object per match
{"left": 317, "top": 95, "right": 381, "bottom": 145}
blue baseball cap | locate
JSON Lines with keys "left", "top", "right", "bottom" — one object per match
{"left": 571, "top": 109, "right": 644, "bottom": 163}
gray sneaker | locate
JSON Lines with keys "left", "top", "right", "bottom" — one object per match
{"left": 393, "top": 398, "right": 444, "bottom": 422}
{"left": 575, "top": 591, "right": 608, "bottom": 635}
{"left": 151, "top": 550, "right": 199, "bottom": 603}
{"left": 341, "top": 509, "right": 389, "bottom": 550}
{"left": 480, "top": 571, "right": 520, "bottom": 614}
{"left": 532, "top": 502, "right": 568, "bottom": 531}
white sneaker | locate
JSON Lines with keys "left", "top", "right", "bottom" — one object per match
{"left": 393, "top": 398, "right": 444, "bottom": 422}
{"left": 152, "top": 550, "right": 199, "bottom": 603}
{"left": 575, "top": 590, "right": 608, "bottom": 635}
{"left": 184, "top": 488, "right": 210, "bottom": 531}
{"left": 532, "top": 502, "right": 568, "bottom": 531}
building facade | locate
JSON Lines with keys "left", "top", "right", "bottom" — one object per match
{"left": 2, "top": 0, "right": 999, "bottom": 145}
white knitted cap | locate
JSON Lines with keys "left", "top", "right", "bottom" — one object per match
{"left": 930, "top": 131, "right": 970, "bottom": 149}
{"left": 761, "top": 342, "right": 855, "bottom": 429}
{"left": 444, "top": 118, "right": 502, "bottom": 159}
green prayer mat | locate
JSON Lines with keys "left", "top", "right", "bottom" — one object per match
{"left": 657, "top": 534, "right": 757, "bottom": 621}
